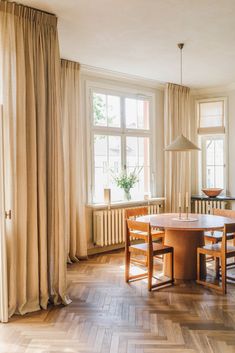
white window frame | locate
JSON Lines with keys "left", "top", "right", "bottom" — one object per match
{"left": 197, "top": 97, "right": 227, "bottom": 135}
{"left": 196, "top": 97, "right": 228, "bottom": 193}
{"left": 201, "top": 134, "right": 226, "bottom": 191}
{"left": 85, "top": 80, "right": 155, "bottom": 204}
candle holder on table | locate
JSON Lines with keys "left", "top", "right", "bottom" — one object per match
{"left": 178, "top": 206, "right": 182, "bottom": 220}
{"left": 186, "top": 206, "right": 189, "bottom": 220}
{"left": 173, "top": 203, "right": 197, "bottom": 222}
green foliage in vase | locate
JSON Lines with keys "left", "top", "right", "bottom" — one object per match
{"left": 111, "top": 167, "right": 142, "bottom": 193}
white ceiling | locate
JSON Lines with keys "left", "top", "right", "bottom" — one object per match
{"left": 22, "top": 0, "right": 235, "bottom": 88}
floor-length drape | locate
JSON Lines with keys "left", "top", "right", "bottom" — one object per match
{"left": 0, "top": 105, "right": 8, "bottom": 322}
{"left": 61, "top": 59, "right": 87, "bottom": 261}
{"left": 164, "top": 83, "right": 191, "bottom": 212}
{"left": 0, "top": 1, "right": 70, "bottom": 317}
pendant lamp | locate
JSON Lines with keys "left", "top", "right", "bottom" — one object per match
{"left": 165, "top": 43, "right": 200, "bottom": 152}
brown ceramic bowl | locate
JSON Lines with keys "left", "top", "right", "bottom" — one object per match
{"left": 202, "top": 188, "right": 223, "bottom": 197}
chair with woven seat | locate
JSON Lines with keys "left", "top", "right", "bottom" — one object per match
{"left": 125, "top": 219, "right": 174, "bottom": 291}
{"left": 197, "top": 223, "right": 235, "bottom": 294}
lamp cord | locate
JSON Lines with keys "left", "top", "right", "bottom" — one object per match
{"left": 178, "top": 43, "right": 184, "bottom": 86}
{"left": 180, "top": 47, "right": 182, "bottom": 85}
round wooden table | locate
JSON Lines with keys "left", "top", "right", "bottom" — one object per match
{"left": 136, "top": 213, "right": 235, "bottom": 280}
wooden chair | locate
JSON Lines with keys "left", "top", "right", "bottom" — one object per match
{"left": 204, "top": 208, "right": 235, "bottom": 245}
{"left": 125, "top": 207, "right": 165, "bottom": 242}
{"left": 197, "top": 223, "right": 235, "bottom": 294}
{"left": 125, "top": 207, "right": 165, "bottom": 265}
{"left": 125, "top": 219, "right": 174, "bottom": 291}
{"left": 204, "top": 208, "right": 235, "bottom": 269}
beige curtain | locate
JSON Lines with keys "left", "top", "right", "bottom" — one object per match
{"left": 164, "top": 83, "right": 191, "bottom": 212}
{"left": 61, "top": 59, "right": 87, "bottom": 261}
{"left": 0, "top": 1, "right": 71, "bottom": 317}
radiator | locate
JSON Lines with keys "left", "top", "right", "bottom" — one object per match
{"left": 93, "top": 204, "right": 162, "bottom": 247}
{"left": 193, "top": 199, "right": 227, "bottom": 214}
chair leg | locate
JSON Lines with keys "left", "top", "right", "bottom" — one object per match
{"left": 215, "top": 257, "right": 220, "bottom": 279}
{"left": 145, "top": 255, "right": 148, "bottom": 267}
{"left": 221, "top": 256, "right": 227, "bottom": 295}
{"left": 197, "top": 250, "right": 200, "bottom": 281}
{"left": 125, "top": 248, "right": 130, "bottom": 283}
{"left": 171, "top": 249, "right": 174, "bottom": 283}
{"left": 233, "top": 237, "right": 235, "bottom": 264}
{"left": 148, "top": 253, "right": 153, "bottom": 291}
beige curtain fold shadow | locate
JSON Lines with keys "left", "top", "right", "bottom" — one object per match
{"left": 164, "top": 83, "right": 191, "bottom": 212}
{"left": 61, "top": 59, "right": 88, "bottom": 261}
{"left": 0, "top": 1, "right": 71, "bottom": 317}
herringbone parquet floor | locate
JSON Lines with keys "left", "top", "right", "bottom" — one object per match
{"left": 1, "top": 249, "right": 235, "bottom": 353}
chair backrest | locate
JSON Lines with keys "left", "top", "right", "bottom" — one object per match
{"left": 222, "top": 223, "right": 235, "bottom": 253}
{"left": 125, "top": 207, "right": 148, "bottom": 220}
{"left": 126, "top": 219, "right": 150, "bottom": 241}
{"left": 212, "top": 208, "right": 235, "bottom": 218}
{"left": 213, "top": 209, "right": 235, "bottom": 240}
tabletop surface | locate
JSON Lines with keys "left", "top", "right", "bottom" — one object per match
{"left": 136, "top": 213, "right": 235, "bottom": 231}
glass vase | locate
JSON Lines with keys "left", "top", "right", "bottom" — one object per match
{"left": 124, "top": 189, "right": 131, "bottom": 201}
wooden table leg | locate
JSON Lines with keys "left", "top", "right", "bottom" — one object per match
{"left": 164, "top": 229, "right": 206, "bottom": 280}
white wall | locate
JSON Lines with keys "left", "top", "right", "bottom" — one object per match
{"left": 190, "top": 87, "right": 235, "bottom": 198}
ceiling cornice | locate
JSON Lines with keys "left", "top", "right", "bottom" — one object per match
{"left": 80, "top": 64, "right": 235, "bottom": 94}
{"left": 80, "top": 64, "right": 165, "bottom": 90}
{"left": 191, "top": 82, "right": 235, "bottom": 96}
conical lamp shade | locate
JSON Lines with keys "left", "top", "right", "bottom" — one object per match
{"left": 165, "top": 134, "right": 201, "bottom": 151}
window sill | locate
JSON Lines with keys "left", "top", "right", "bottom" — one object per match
{"left": 86, "top": 197, "right": 166, "bottom": 210}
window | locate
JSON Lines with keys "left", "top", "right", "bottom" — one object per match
{"left": 197, "top": 98, "right": 227, "bottom": 191}
{"left": 90, "top": 88, "right": 152, "bottom": 203}
{"left": 198, "top": 99, "right": 225, "bottom": 134}
{"left": 201, "top": 135, "right": 225, "bottom": 189}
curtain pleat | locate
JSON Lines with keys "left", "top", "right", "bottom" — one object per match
{"left": 164, "top": 83, "right": 191, "bottom": 212}
{"left": 0, "top": 0, "right": 71, "bottom": 317}
{"left": 61, "top": 59, "right": 88, "bottom": 261}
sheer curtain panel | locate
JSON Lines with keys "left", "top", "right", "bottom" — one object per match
{"left": 61, "top": 59, "right": 87, "bottom": 261}
{"left": 0, "top": 1, "right": 70, "bottom": 317}
{"left": 164, "top": 83, "right": 191, "bottom": 212}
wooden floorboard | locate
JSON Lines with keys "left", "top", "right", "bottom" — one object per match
{"left": 1, "top": 249, "right": 235, "bottom": 353}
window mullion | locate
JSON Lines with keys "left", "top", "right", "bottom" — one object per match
{"left": 202, "top": 137, "right": 206, "bottom": 188}
{"left": 106, "top": 94, "right": 108, "bottom": 127}
{"left": 107, "top": 136, "right": 109, "bottom": 186}
{"left": 214, "top": 140, "right": 216, "bottom": 187}
{"left": 215, "top": 141, "right": 216, "bottom": 187}
{"left": 121, "top": 96, "right": 126, "bottom": 170}
{"left": 122, "top": 136, "right": 126, "bottom": 170}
